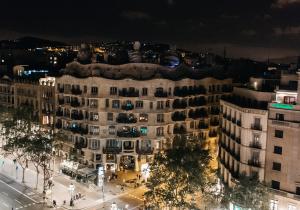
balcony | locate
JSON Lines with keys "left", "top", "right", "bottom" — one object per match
{"left": 171, "top": 112, "right": 186, "bottom": 121}
{"left": 117, "top": 114, "right": 137, "bottom": 124}
{"left": 69, "top": 126, "right": 89, "bottom": 135}
{"left": 249, "top": 142, "right": 262, "bottom": 149}
{"left": 173, "top": 125, "right": 187, "bottom": 134}
{"left": 55, "top": 121, "right": 62, "bottom": 129}
{"left": 248, "top": 159, "right": 261, "bottom": 168}
{"left": 173, "top": 99, "right": 187, "bottom": 109}
{"left": 71, "top": 113, "right": 84, "bottom": 120}
{"left": 136, "top": 146, "right": 154, "bottom": 155}
{"left": 117, "top": 129, "right": 141, "bottom": 138}
{"left": 210, "top": 109, "right": 220, "bottom": 115}
{"left": 198, "top": 123, "right": 209, "bottom": 129}
{"left": 226, "top": 115, "right": 231, "bottom": 121}
{"left": 230, "top": 134, "right": 235, "bottom": 140}
{"left": 74, "top": 140, "right": 87, "bottom": 149}
{"left": 70, "top": 100, "right": 80, "bottom": 107}
{"left": 121, "top": 103, "right": 134, "bottom": 111}
{"left": 209, "top": 131, "right": 218, "bottom": 138}
{"left": 103, "top": 147, "right": 122, "bottom": 154}
{"left": 231, "top": 118, "right": 236, "bottom": 123}
{"left": 210, "top": 120, "right": 219, "bottom": 126}
{"left": 154, "top": 91, "right": 168, "bottom": 97}
{"left": 119, "top": 89, "right": 139, "bottom": 97}
{"left": 251, "top": 124, "right": 262, "bottom": 131}
{"left": 222, "top": 113, "right": 227, "bottom": 118}
{"left": 236, "top": 120, "right": 241, "bottom": 126}
{"left": 235, "top": 136, "right": 241, "bottom": 144}
{"left": 58, "top": 88, "right": 64, "bottom": 93}
{"left": 56, "top": 110, "right": 63, "bottom": 117}
{"left": 188, "top": 97, "right": 206, "bottom": 107}
{"left": 174, "top": 86, "right": 206, "bottom": 97}
{"left": 58, "top": 98, "right": 64, "bottom": 105}
{"left": 71, "top": 88, "right": 82, "bottom": 95}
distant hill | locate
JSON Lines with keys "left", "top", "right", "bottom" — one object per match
{"left": 269, "top": 56, "right": 299, "bottom": 64}
{"left": 0, "top": 36, "right": 66, "bottom": 49}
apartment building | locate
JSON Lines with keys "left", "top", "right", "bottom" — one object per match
{"left": 0, "top": 76, "right": 14, "bottom": 107}
{"left": 54, "top": 61, "right": 232, "bottom": 171}
{"left": 265, "top": 72, "right": 300, "bottom": 210}
{"left": 219, "top": 84, "right": 274, "bottom": 187}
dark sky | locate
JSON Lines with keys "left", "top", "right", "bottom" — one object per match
{"left": 1, "top": 0, "right": 300, "bottom": 60}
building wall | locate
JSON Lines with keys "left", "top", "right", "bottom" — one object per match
{"left": 219, "top": 88, "right": 270, "bottom": 187}
{"left": 55, "top": 74, "right": 232, "bottom": 170}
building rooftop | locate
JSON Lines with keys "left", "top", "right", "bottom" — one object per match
{"left": 60, "top": 61, "right": 229, "bottom": 81}
{"left": 221, "top": 95, "right": 269, "bottom": 110}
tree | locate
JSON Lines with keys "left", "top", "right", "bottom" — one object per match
{"left": 145, "top": 135, "right": 214, "bottom": 209}
{"left": 222, "top": 175, "right": 270, "bottom": 210}
{"left": 1, "top": 106, "right": 37, "bottom": 183}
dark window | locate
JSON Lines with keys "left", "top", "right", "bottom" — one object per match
{"left": 142, "top": 88, "right": 148, "bottom": 96}
{"left": 275, "top": 130, "right": 283, "bottom": 138}
{"left": 296, "top": 187, "right": 300, "bottom": 195}
{"left": 91, "top": 87, "right": 98, "bottom": 95}
{"left": 107, "top": 113, "right": 113, "bottom": 121}
{"left": 276, "top": 113, "right": 284, "bottom": 121}
{"left": 166, "top": 100, "right": 170, "bottom": 108}
{"left": 110, "top": 87, "right": 117, "bottom": 95}
{"left": 274, "top": 146, "right": 282, "bottom": 155}
{"left": 150, "top": 102, "right": 153, "bottom": 109}
{"left": 112, "top": 100, "right": 120, "bottom": 109}
{"left": 272, "top": 162, "right": 281, "bottom": 171}
{"left": 136, "top": 100, "right": 143, "bottom": 108}
{"left": 105, "top": 99, "right": 109, "bottom": 108}
{"left": 271, "top": 180, "right": 280, "bottom": 190}
{"left": 84, "top": 85, "right": 87, "bottom": 93}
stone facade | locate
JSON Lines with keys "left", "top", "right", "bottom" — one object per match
{"left": 55, "top": 72, "right": 232, "bottom": 171}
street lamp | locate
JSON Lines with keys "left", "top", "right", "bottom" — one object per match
{"left": 68, "top": 183, "right": 75, "bottom": 206}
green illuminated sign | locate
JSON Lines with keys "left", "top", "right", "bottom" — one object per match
{"left": 271, "top": 103, "right": 294, "bottom": 110}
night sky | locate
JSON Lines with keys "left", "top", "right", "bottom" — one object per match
{"left": 1, "top": 0, "right": 299, "bottom": 60}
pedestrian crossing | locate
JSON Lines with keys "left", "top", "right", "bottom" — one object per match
{"left": 15, "top": 202, "right": 38, "bottom": 209}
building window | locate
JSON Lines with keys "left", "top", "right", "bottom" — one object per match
{"left": 90, "top": 112, "right": 99, "bottom": 121}
{"left": 90, "top": 126, "right": 100, "bottom": 135}
{"left": 91, "top": 87, "right": 98, "bottom": 95}
{"left": 276, "top": 113, "right": 284, "bottom": 121}
{"left": 105, "top": 99, "right": 109, "bottom": 108}
{"left": 108, "top": 126, "right": 116, "bottom": 135}
{"left": 157, "top": 101, "right": 164, "bottom": 109}
{"left": 275, "top": 130, "right": 283, "bottom": 138}
{"left": 274, "top": 146, "right": 282, "bottom": 155}
{"left": 112, "top": 100, "right": 120, "bottom": 109}
{"left": 140, "top": 127, "right": 148, "bottom": 136}
{"left": 156, "top": 127, "right": 164, "bottom": 136}
{"left": 288, "top": 204, "right": 296, "bottom": 210}
{"left": 166, "top": 100, "right": 170, "bottom": 108}
{"left": 157, "top": 114, "right": 164, "bottom": 123}
{"left": 139, "top": 113, "right": 148, "bottom": 122}
{"left": 272, "top": 162, "right": 281, "bottom": 171}
{"left": 142, "top": 88, "right": 148, "bottom": 96}
{"left": 296, "top": 187, "right": 300, "bottom": 195}
{"left": 83, "top": 85, "right": 87, "bottom": 93}
{"left": 190, "top": 121, "right": 194, "bottom": 129}
{"left": 90, "top": 139, "right": 100, "bottom": 150}
{"left": 107, "top": 113, "right": 113, "bottom": 121}
{"left": 110, "top": 87, "right": 117, "bottom": 95}
{"left": 270, "top": 200, "right": 278, "bottom": 210}
{"left": 271, "top": 180, "right": 280, "bottom": 190}
{"left": 90, "top": 99, "right": 98, "bottom": 108}
{"left": 150, "top": 102, "right": 153, "bottom": 109}
{"left": 136, "top": 100, "right": 143, "bottom": 108}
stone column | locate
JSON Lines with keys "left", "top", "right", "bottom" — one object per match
{"left": 134, "top": 155, "right": 139, "bottom": 172}
{"left": 102, "top": 154, "right": 106, "bottom": 170}
{"left": 116, "top": 155, "right": 121, "bottom": 171}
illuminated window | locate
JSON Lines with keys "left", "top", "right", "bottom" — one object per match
{"left": 270, "top": 199, "right": 278, "bottom": 210}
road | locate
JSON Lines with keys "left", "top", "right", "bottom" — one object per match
{"left": 84, "top": 186, "right": 146, "bottom": 210}
{"left": 0, "top": 173, "right": 46, "bottom": 210}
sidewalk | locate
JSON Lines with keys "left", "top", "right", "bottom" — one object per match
{"left": 0, "top": 156, "right": 144, "bottom": 210}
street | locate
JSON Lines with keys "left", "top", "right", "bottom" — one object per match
{"left": 0, "top": 173, "right": 45, "bottom": 210}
